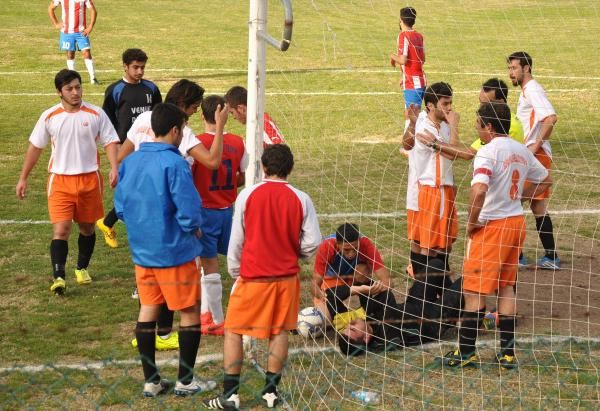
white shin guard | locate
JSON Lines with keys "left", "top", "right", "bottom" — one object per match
{"left": 204, "top": 273, "right": 224, "bottom": 324}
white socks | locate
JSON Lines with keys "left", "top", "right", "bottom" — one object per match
{"left": 203, "top": 273, "right": 224, "bottom": 324}
{"left": 84, "top": 58, "right": 95, "bottom": 81}
{"left": 200, "top": 274, "right": 210, "bottom": 314}
{"left": 66, "top": 59, "right": 75, "bottom": 70}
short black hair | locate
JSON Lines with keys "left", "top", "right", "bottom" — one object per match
{"left": 165, "top": 79, "right": 205, "bottom": 110}
{"left": 54, "top": 69, "right": 81, "bottom": 90}
{"left": 201, "top": 95, "right": 226, "bottom": 124}
{"left": 224, "top": 86, "right": 247, "bottom": 107}
{"left": 423, "top": 82, "right": 453, "bottom": 108}
{"left": 122, "top": 48, "right": 148, "bottom": 65}
{"left": 477, "top": 102, "right": 511, "bottom": 135}
{"left": 337, "top": 333, "right": 367, "bottom": 357}
{"left": 151, "top": 103, "right": 188, "bottom": 137}
{"left": 261, "top": 144, "right": 294, "bottom": 178}
{"left": 482, "top": 78, "right": 508, "bottom": 102}
{"left": 400, "top": 7, "right": 417, "bottom": 27}
{"left": 336, "top": 223, "right": 360, "bottom": 243}
{"left": 507, "top": 51, "right": 533, "bottom": 72}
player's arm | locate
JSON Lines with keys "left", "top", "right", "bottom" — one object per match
{"left": 15, "top": 144, "right": 43, "bottom": 199}
{"left": 311, "top": 274, "right": 327, "bottom": 300}
{"left": 83, "top": 1, "right": 97, "bottom": 36}
{"left": 299, "top": 196, "right": 322, "bottom": 259}
{"left": 416, "top": 129, "right": 474, "bottom": 161}
{"left": 227, "top": 192, "right": 247, "bottom": 279}
{"left": 467, "top": 183, "right": 487, "bottom": 235}
{"left": 522, "top": 154, "right": 552, "bottom": 200}
{"left": 169, "top": 165, "right": 203, "bottom": 234}
{"left": 187, "top": 104, "right": 227, "bottom": 169}
{"left": 102, "top": 88, "right": 119, "bottom": 130}
{"left": 402, "top": 103, "right": 419, "bottom": 150}
{"left": 529, "top": 114, "right": 558, "bottom": 153}
{"left": 117, "top": 139, "right": 135, "bottom": 163}
{"left": 48, "top": 1, "right": 62, "bottom": 30}
{"left": 104, "top": 143, "right": 119, "bottom": 188}
{"left": 236, "top": 172, "right": 245, "bottom": 187}
{"left": 523, "top": 174, "right": 552, "bottom": 200}
{"left": 390, "top": 53, "right": 407, "bottom": 67}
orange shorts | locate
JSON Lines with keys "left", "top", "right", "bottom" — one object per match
{"left": 462, "top": 216, "right": 526, "bottom": 295}
{"left": 135, "top": 260, "right": 200, "bottom": 311}
{"left": 417, "top": 185, "right": 458, "bottom": 250}
{"left": 406, "top": 209, "right": 420, "bottom": 242}
{"left": 47, "top": 172, "right": 104, "bottom": 224}
{"left": 525, "top": 148, "right": 552, "bottom": 200}
{"left": 225, "top": 276, "right": 300, "bottom": 339}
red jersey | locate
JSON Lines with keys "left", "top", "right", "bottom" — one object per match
{"left": 313, "top": 236, "right": 385, "bottom": 289}
{"left": 228, "top": 180, "right": 321, "bottom": 280}
{"left": 192, "top": 132, "right": 248, "bottom": 209}
{"left": 54, "top": 0, "right": 94, "bottom": 34}
{"left": 263, "top": 112, "right": 285, "bottom": 147}
{"left": 396, "top": 30, "right": 426, "bottom": 90}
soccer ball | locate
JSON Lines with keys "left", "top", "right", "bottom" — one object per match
{"left": 297, "top": 306, "right": 324, "bottom": 338}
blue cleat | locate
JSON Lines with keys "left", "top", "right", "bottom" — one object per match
{"left": 518, "top": 254, "right": 528, "bottom": 268}
{"left": 536, "top": 255, "right": 561, "bottom": 270}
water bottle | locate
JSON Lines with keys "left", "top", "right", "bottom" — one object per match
{"left": 351, "top": 390, "right": 381, "bottom": 405}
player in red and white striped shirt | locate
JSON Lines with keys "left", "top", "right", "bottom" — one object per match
{"left": 48, "top": 0, "right": 98, "bottom": 84}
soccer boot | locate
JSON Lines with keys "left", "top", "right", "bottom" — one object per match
{"left": 142, "top": 378, "right": 171, "bottom": 397}
{"left": 50, "top": 277, "right": 66, "bottom": 295}
{"left": 174, "top": 377, "right": 217, "bottom": 397}
{"left": 74, "top": 268, "right": 92, "bottom": 285}
{"left": 496, "top": 352, "right": 518, "bottom": 369}
{"left": 96, "top": 218, "right": 118, "bottom": 248}
{"left": 441, "top": 349, "right": 479, "bottom": 368}
{"left": 536, "top": 255, "right": 561, "bottom": 270}
{"left": 200, "top": 312, "right": 214, "bottom": 335}
{"left": 206, "top": 322, "right": 225, "bottom": 336}
{"left": 155, "top": 332, "right": 179, "bottom": 351}
{"left": 203, "top": 394, "right": 240, "bottom": 410}
{"left": 518, "top": 254, "right": 528, "bottom": 268}
{"left": 483, "top": 310, "right": 498, "bottom": 330}
{"left": 262, "top": 392, "right": 280, "bottom": 408}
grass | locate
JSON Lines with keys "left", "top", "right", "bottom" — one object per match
{"left": 1, "top": 0, "right": 599, "bottom": 408}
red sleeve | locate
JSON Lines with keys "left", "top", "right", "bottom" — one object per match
{"left": 360, "top": 237, "right": 385, "bottom": 271}
{"left": 313, "top": 239, "right": 335, "bottom": 276}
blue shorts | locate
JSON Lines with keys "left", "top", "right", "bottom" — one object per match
{"left": 198, "top": 207, "right": 233, "bottom": 258}
{"left": 59, "top": 32, "right": 91, "bottom": 52}
{"left": 404, "top": 87, "right": 426, "bottom": 108}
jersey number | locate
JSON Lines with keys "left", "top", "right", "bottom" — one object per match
{"left": 209, "top": 159, "right": 234, "bottom": 191}
{"left": 509, "top": 169, "right": 520, "bottom": 200}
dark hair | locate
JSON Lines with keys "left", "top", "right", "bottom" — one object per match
{"left": 423, "top": 82, "right": 453, "bottom": 108}
{"left": 400, "top": 7, "right": 417, "bottom": 27}
{"left": 54, "top": 69, "right": 81, "bottom": 90}
{"left": 224, "top": 86, "right": 247, "bottom": 107}
{"left": 122, "top": 48, "right": 148, "bottom": 65}
{"left": 336, "top": 223, "right": 360, "bottom": 243}
{"left": 151, "top": 103, "right": 188, "bottom": 137}
{"left": 201, "top": 95, "right": 226, "bottom": 124}
{"left": 165, "top": 79, "right": 205, "bottom": 110}
{"left": 482, "top": 78, "right": 508, "bottom": 102}
{"left": 477, "top": 102, "right": 511, "bottom": 135}
{"left": 507, "top": 51, "right": 533, "bottom": 72}
{"left": 337, "top": 333, "right": 367, "bottom": 357}
{"left": 261, "top": 144, "right": 294, "bottom": 178}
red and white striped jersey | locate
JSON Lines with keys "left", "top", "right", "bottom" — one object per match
{"left": 53, "top": 0, "right": 94, "bottom": 34}
{"left": 397, "top": 30, "right": 426, "bottom": 90}
{"left": 29, "top": 101, "right": 118, "bottom": 175}
{"left": 471, "top": 136, "right": 548, "bottom": 221}
{"left": 517, "top": 79, "right": 556, "bottom": 157}
{"left": 227, "top": 179, "right": 321, "bottom": 280}
{"left": 263, "top": 112, "right": 285, "bottom": 147}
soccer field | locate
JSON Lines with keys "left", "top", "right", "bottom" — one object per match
{"left": 1, "top": 0, "right": 599, "bottom": 409}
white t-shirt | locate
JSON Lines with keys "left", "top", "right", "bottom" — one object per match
{"left": 471, "top": 136, "right": 548, "bottom": 221}
{"left": 126, "top": 110, "right": 200, "bottom": 165}
{"left": 406, "top": 111, "right": 428, "bottom": 211}
{"left": 413, "top": 115, "right": 454, "bottom": 187}
{"left": 29, "top": 101, "right": 118, "bottom": 175}
{"left": 517, "top": 79, "right": 556, "bottom": 157}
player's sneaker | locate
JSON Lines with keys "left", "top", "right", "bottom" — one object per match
{"left": 155, "top": 332, "right": 179, "bottom": 351}
{"left": 131, "top": 337, "right": 138, "bottom": 348}
{"left": 74, "top": 268, "right": 92, "bottom": 285}
{"left": 143, "top": 378, "right": 171, "bottom": 397}
{"left": 483, "top": 310, "right": 498, "bottom": 330}
{"left": 518, "top": 254, "right": 528, "bottom": 268}
{"left": 203, "top": 393, "right": 240, "bottom": 410}
{"left": 174, "top": 377, "right": 217, "bottom": 397}
{"left": 96, "top": 218, "right": 118, "bottom": 248}
{"left": 441, "top": 349, "right": 479, "bottom": 368}
{"left": 496, "top": 352, "right": 518, "bottom": 369}
{"left": 536, "top": 255, "right": 561, "bottom": 270}
{"left": 262, "top": 392, "right": 280, "bottom": 408}
{"left": 50, "top": 277, "right": 66, "bottom": 295}
{"left": 131, "top": 287, "right": 139, "bottom": 299}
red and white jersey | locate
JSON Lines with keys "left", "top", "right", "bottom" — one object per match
{"left": 472, "top": 136, "right": 548, "bottom": 221}
{"left": 263, "top": 112, "right": 285, "bottom": 147}
{"left": 406, "top": 111, "right": 428, "bottom": 211}
{"left": 228, "top": 179, "right": 321, "bottom": 280}
{"left": 192, "top": 131, "right": 248, "bottom": 209}
{"left": 29, "top": 101, "right": 118, "bottom": 175}
{"left": 413, "top": 115, "right": 453, "bottom": 187}
{"left": 517, "top": 79, "right": 556, "bottom": 157}
{"left": 397, "top": 30, "right": 426, "bottom": 90}
{"left": 53, "top": 0, "right": 94, "bottom": 34}
{"left": 126, "top": 110, "right": 200, "bottom": 165}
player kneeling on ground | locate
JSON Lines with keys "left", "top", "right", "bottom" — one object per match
{"left": 442, "top": 102, "right": 551, "bottom": 370}
{"left": 203, "top": 145, "right": 321, "bottom": 410}
{"left": 115, "top": 103, "right": 216, "bottom": 397}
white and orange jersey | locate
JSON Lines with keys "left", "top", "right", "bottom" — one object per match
{"left": 29, "top": 101, "right": 118, "bottom": 175}
{"left": 53, "top": 0, "right": 94, "bottom": 34}
{"left": 472, "top": 136, "right": 548, "bottom": 221}
{"left": 126, "top": 110, "right": 200, "bottom": 165}
{"left": 406, "top": 111, "right": 428, "bottom": 211}
{"left": 517, "top": 79, "right": 556, "bottom": 157}
{"left": 413, "top": 115, "right": 453, "bottom": 187}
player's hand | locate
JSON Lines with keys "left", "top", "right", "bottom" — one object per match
{"left": 108, "top": 168, "right": 118, "bottom": 188}
{"left": 416, "top": 129, "right": 437, "bottom": 147}
{"left": 54, "top": 22, "right": 64, "bottom": 30}
{"left": 215, "top": 103, "right": 229, "bottom": 130}
{"left": 407, "top": 103, "right": 420, "bottom": 124}
{"left": 368, "top": 281, "right": 387, "bottom": 296}
{"left": 195, "top": 228, "right": 203, "bottom": 238}
{"left": 16, "top": 179, "right": 27, "bottom": 200}
{"left": 443, "top": 110, "right": 460, "bottom": 129}
{"left": 467, "top": 221, "right": 484, "bottom": 236}
{"left": 82, "top": 27, "right": 93, "bottom": 36}
{"left": 390, "top": 54, "right": 396, "bottom": 67}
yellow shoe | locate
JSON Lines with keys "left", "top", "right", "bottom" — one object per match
{"left": 50, "top": 277, "right": 66, "bottom": 295}
{"left": 156, "top": 332, "right": 179, "bottom": 351}
{"left": 131, "top": 337, "right": 138, "bottom": 348}
{"left": 96, "top": 218, "right": 118, "bottom": 248}
{"left": 74, "top": 268, "right": 92, "bottom": 285}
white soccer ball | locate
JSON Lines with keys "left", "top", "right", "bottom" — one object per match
{"left": 297, "top": 306, "right": 324, "bottom": 338}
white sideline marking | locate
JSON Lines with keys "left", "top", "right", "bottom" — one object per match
{"left": 2, "top": 208, "right": 600, "bottom": 226}
{"left": 1, "top": 336, "right": 597, "bottom": 374}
